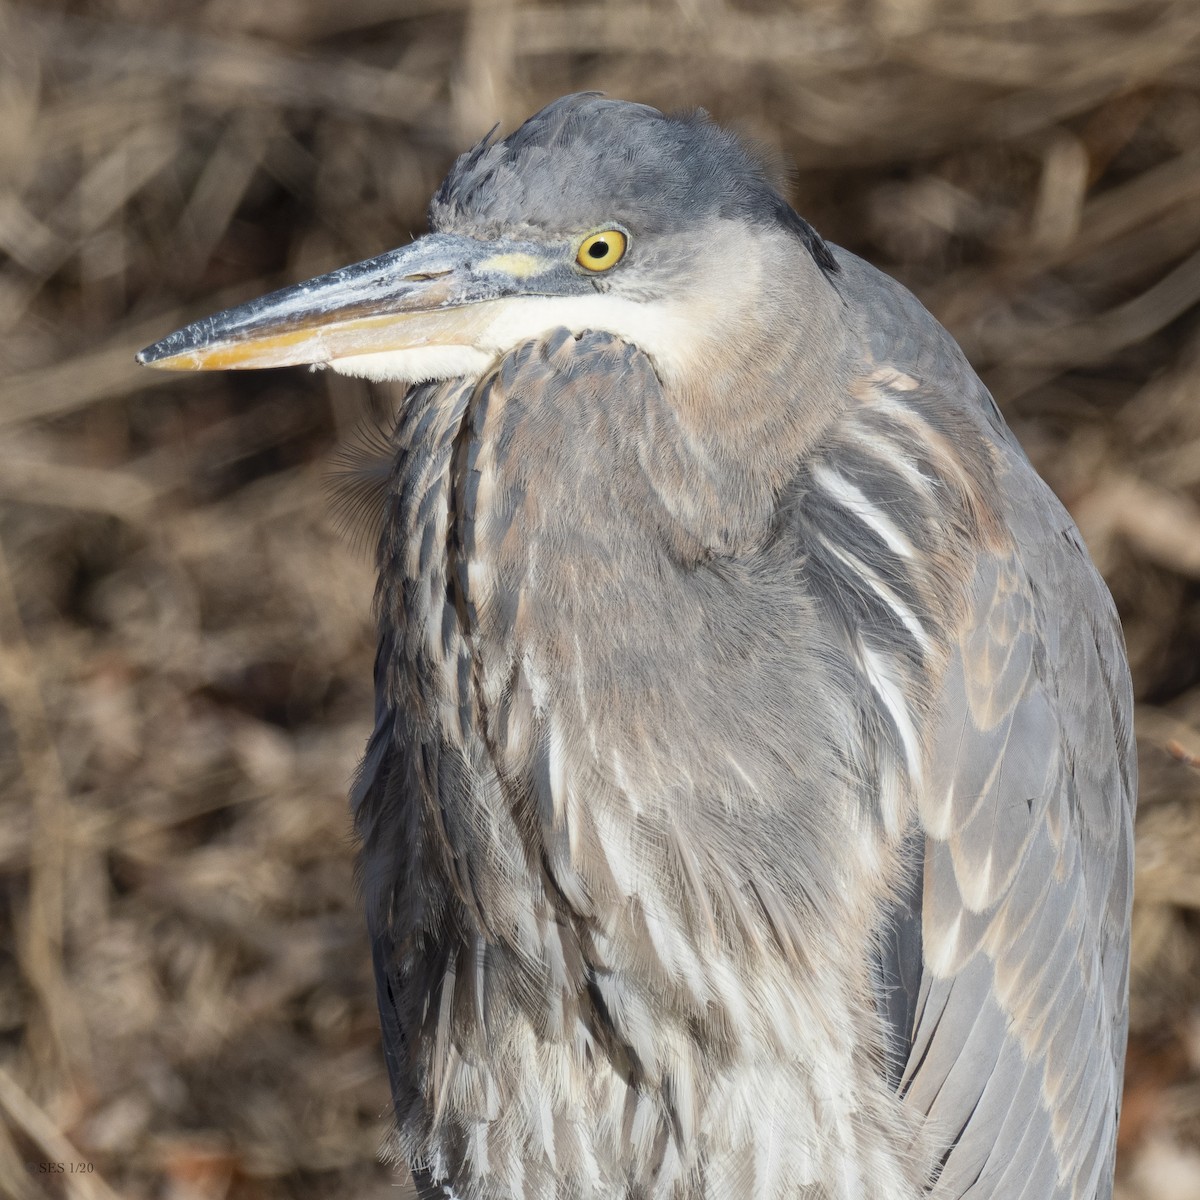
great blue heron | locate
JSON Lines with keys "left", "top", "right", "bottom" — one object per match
{"left": 138, "top": 94, "right": 1135, "bottom": 1200}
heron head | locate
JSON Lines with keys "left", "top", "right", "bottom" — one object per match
{"left": 137, "top": 94, "right": 840, "bottom": 386}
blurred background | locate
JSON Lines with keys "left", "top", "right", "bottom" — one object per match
{"left": 2, "top": 0, "right": 1200, "bottom": 1197}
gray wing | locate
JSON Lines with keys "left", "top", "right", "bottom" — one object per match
{"left": 886, "top": 509, "right": 1135, "bottom": 1199}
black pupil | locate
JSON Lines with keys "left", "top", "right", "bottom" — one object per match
{"left": 587, "top": 240, "right": 609, "bottom": 259}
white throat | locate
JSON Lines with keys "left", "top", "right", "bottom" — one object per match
{"left": 327, "top": 293, "right": 696, "bottom": 387}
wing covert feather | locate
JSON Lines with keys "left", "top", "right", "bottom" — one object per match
{"left": 898, "top": 493, "right": 1134, "bottom": 1200}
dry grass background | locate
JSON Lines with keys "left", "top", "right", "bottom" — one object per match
{"left": 2, "top": 0, "right": 1200, "bottom": 1196}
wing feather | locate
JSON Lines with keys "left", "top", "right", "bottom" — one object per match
{"left": 890, "top": 498, "right": 1134, "bottom": 1199}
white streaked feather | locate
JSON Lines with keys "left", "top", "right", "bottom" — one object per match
{"left": 522, "top": 650, "right": 550, "bottom": 715}
{"left": 572, "top": 633, "right": 601, "bottom": 758}
{"left": 817, "top": 534, "right": 934, "bottom": 656}
{"left": 590, "top": 802, "right": 638, "bottom": 897}
{"left": 724, "top": 751, "right": 757, "bottom": 792}
{"left": 860, "top": 642, "right": 924, "bottom": 787}
{"left": 924, "top": 771, "right": 959, "bottom": 842}
{"left": 628, "top": 1090, "right": 663, "bottom": 1162}
{"left": 595, "top": 974, "right": 662, "bottom": 1080}
{"left": 500, "top": 1141, "right": 524, "bottom": 1200}
{"left": 924, "top": 909, "right": 964, "bottom": 977}
{"left": 812, "top": 463, "right": 917, "bottom": 561}
{"left": 754, "top": 1085, "right": 787, "bottom": 1198}
{"left": 875, "top": 751, "right": 907, "bottom": 843}
{"left": 610, "top": 747, "right": 643, "bottom": 816}
{"left": 547, "top": 716, "right": 569, "bottom": 824}
{"left": 423, "top": 577, "right": 445, "bottom": 666}
{"left": 704, "top": 955, "right": 753, "bottom": 1047}
{"left": 438, "top": 698, "right": 462, "bottom": 747}
{"left": 853, "top": 428, "right": 939, "bottom": 498}
{"left": 536, "top": 1093, "right": 557, "bottom": 1169}
{"left": 466, "top": 558, "right": 490, "bottom": 605}
{"left": 641, "top": 894, "right": 711, "bottom": 1007}
{"left": 651, "top": 1133, "right": 683, "bottom": 1199}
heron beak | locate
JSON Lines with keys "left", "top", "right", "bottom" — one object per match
{"left": 136, "top": 234, "right": 557, "bottom": 374}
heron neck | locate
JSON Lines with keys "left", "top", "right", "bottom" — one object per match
{"left": 647, "top": 245, "right": 855, "bottom": 552}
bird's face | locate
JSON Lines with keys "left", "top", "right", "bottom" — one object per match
{"left": 138, "top": 95, "right": 834, "bottom": 388}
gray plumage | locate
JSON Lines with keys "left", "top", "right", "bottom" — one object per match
{"left": 139, "top": 93, "right": 1136, "bottom": 1200}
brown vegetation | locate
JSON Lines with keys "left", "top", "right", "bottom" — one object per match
{"left": 2, "top": 0, "right": 1200, "bottom": 1196}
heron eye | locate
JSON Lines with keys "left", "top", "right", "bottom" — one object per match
{"left": 576, "top": 230, "right": 627, "bottom": 271}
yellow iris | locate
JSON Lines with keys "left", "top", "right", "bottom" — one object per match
{"left": 576, "top": 230, "right": 628, "bottom": 272}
